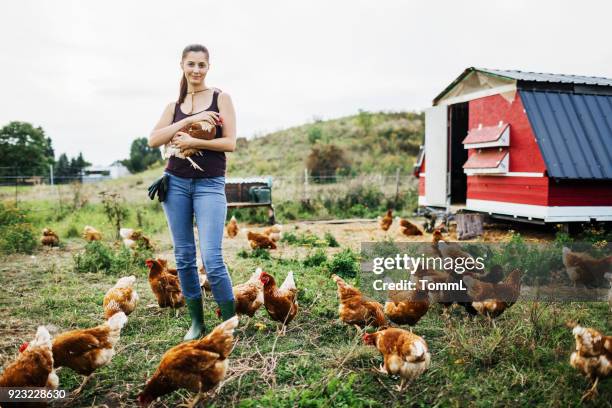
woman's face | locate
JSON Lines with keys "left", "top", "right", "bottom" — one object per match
{"left": 181, "top": 51, "right": 209, "bottom": 85}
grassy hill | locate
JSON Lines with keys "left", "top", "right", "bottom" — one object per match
{"left": 228, "top": 110, "right": 424, "bottom": 177}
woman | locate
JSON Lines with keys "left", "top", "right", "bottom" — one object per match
{"left": 148, "top": 44, "right": 236, "bottom": 341}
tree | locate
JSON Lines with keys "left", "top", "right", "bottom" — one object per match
{"left": 122, "top": 137, "right": 162, "bottom": 173}
{"left": 55, "top": 153, "right": 70, "bottom": 179}
{"left": 0, "top": 121, "right": 55, "bottom": 177}
{"left": 306, "top": 143, "right": 351, "bottom": 183}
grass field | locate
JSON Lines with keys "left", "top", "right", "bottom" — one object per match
{"left": 1, "top": 208, "right": 611, "bottom": 407}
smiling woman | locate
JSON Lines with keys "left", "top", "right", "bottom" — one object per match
{"left": 147, "top": 43, "right": 237, "bottom": 342}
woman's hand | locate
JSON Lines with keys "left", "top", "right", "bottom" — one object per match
{"left": 187, "top": 110, "right": 220, "bottom": 126}
{"left": 171, "top": 132, "right": 197, "bottom": 150}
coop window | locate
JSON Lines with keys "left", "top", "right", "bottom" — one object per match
{"left": 462, "top": 122, "right": 509, "bottom": 149}
{"left": 463, "top": 148, "right": 509, "bottom": 175}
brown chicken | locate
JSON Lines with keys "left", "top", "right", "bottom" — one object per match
{"left": 120, "top": 228, "right": 152, "bottom": 250}
{"left": 226, "top": 215, "right": 239, "bottom": 238}
{"left": 199, "top": 265, "right": 212, "bottom": 292}
{"left": 217, "top": 268, "right": 264, "bottom": 318}
{"left": 262, "top": 224, "right": 282, "bottom": 242}
{"left": 567, "top": 321, "right": 611, "bottom": 401}
{"left": 379, "top": 209, "right": 394, "bottom": 231}
{"left": 145, "top": 258, "right": 185, "bottom": 308}
{"left": 562, "top": 247, "right": 612, "bottom": 287}
{"left": 138, "top": 316, "right": 239, "bottom": 407}
{"left": 247, "top": 230, "right": 277, "bottom": 250}
{"left": 52, "top": 312, "right": 128, "bottom": 393}
{"left": 40, "top": 227, "right": 59, "bottom": 246}
{"left": 363, "top": 327, "right": 431, "bottom": 391}
{"left": 82, "top": 225, "right": 102, "bottom": 241}
{"left": 0, "top": 326, "right": 59, "bottom": 403}
{"left": 383, "top": 276, "right": 429, "bottom": 326}
{"left": 397, "top": 218, "right": 423, "bottom": 236}
{"left": 332, "top": 274, "right": 386, "bottom": 328}
{"left": 462, "top": 269, "right": 521, "bottom": 319}
{"left": 261, "top": 271, "right": 298, "bottom": 334}
{"left": 103, "top": 275, "right": 139, "bottom": 319}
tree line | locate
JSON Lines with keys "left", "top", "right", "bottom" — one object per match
{"left": 0, "top": 121, "right": 161, "bottom": 182}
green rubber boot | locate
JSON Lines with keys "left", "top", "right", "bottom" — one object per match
{"left": 183, "top": 297, "right": 206, "bottom": 341}
{"left": 217, "top": 300, "right": 236, "bottom": 321}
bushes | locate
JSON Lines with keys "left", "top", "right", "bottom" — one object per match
{"left": 73, "top": 240, "right": 153, "bottom": 275}
{"left": 0, "top": 202, "right": 38, "bottom": 254}
{"left": 281, "top": 231, "right": 339, "bottom": 248}
{"left": 326, "top": 248, "right": 359, "bottom": 279}
{"left": 303, "top": 248, "right": 327, "bottom": 267}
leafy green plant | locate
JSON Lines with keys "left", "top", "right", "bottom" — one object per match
{"left": 303, "top": 248, "right": 327, "bottom": 267}
{"left": 237, "top": 247, "right": 272, "bottom": 260}
{"left": 327, "top": 248, "right": 359, "bottom": 279}
{"left": 0, "top": 202, "right": 37, "bottom": 254}
{"left": 324, "top": 232, "right": 339, "bottom": 247}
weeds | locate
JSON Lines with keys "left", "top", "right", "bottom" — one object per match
{"left": 99, "top": 191, "right": 129, "bottom": 240}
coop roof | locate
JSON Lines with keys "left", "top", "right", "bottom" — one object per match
{"left": 433, "top": 67, "right": 612, "bottom": 105}
{"left": 520, "top": 90, "right": 612, "bottom": 180}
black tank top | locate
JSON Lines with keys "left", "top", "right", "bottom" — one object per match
{"left": 165, "top": 89, "right": 226, "bottom": 178}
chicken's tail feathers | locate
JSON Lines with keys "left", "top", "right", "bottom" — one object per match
{"left": 280, "top": 271, "right": 296, "bottom": 291}
{"left": 119, "top": 228, "right": 133, "bottom": 239}
{"left": 115, "top": 275, "right": 137, "bottom": 288}
{"left": 107, "top": 311, "right": 128, "bottom": 331}
{"left": 31, "top": 326, "right": 52, "bottom": 349}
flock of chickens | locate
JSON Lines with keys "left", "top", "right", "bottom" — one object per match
{"left": 2, "top": 213, "right": 611, "bottom": 405}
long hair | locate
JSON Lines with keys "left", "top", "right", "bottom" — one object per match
{"left": 178, "top": 44, "right": 209, "bottom": 105}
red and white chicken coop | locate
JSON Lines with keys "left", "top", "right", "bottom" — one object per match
{"left": 414, "top": 67, "right": 612, "bottom": 224}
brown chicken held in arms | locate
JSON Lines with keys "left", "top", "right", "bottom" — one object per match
{"left": 82, "top": 225, "right": 102, "bottom": 241}
{"left": 363, "top": 327, "right": 431, "bottom": 391}
{"left": 378, "top": 209, "right": 393, "bottom": 231}
{"left": 0, "top": 326, "right": 59, "bottom": 403}
{"left": 397, "top": 217, "right": 423, "bottom": 236}
{"left": 332, "top": 274, "right": 386, "bottom": 328}
{"left": 52, "top": 312, "right": 128, "bottom": 394}
{"left": 137, "top": 316, "right": 239, "bottom": 407}
{"left": 226, "top": 215, "right": 239, "bottom": 238}
{"left": 562, "top": 247, "right": 612, "bottom": 287}
{"left": 145, "top": 258, "right": 185, "bottom": 308}
{"left": 164, "top": 120, "right": 217, "bottom": 171}
{"left": 103, "top": 275, "right": 139, "bottom": 319}
{"left": 462, "top": 269, "right": 521, "bottom": 319}
{"left": 383, "top": 276, "right": 429, "bottom": 326}
{"left": 40, "top": 227, "right": 60, "bottom": 246}
{"left": 261, "top": 271, "right": 298, "bottom": 334}
{"left": 567, "top": 321, "right": 611, "bottom": 401}
{"left": 216, "top": 268, "right": 264, "bottom": 318}
{"left": 247, "top": 230, "right": 277, "bottom": 250}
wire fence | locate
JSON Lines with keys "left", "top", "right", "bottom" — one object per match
{"left": 0, "top": 169, "right": 419, "bottom": 218}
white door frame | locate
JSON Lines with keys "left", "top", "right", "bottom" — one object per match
{"left": 424, "top": 105, "right": 449, "bottom": 207}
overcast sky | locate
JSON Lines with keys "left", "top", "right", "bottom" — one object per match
{"left": 1, "top": 0, "right": 611, "bottom": 165}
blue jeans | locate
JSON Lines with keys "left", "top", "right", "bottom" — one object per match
{"left": 162, "top": 172, "right": 234, "bottom": 302}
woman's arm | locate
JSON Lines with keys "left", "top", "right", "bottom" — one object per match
{"left": 148, "top": 103, "right": 192, "bottom": 148}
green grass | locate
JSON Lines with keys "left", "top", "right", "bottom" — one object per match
{"left": 1, "top": 235, "right": 611, "bottom": 407}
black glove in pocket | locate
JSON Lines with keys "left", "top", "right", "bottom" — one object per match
{"left": 147, "top": 175, "right": 169, "bottom": 202}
